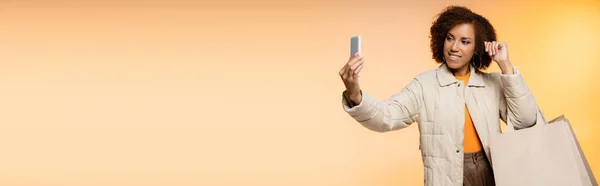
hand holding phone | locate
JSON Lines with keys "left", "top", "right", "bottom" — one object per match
{"left": 339, "top": 36, "right": 364, "bottom": 104}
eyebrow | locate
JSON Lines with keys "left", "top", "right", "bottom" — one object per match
{"left": 448, "top": 33, "right": 472, "bottom": 40}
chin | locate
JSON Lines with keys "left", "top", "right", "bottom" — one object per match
{"left": 445, "top": 61, "right": 468, "bottom": 70}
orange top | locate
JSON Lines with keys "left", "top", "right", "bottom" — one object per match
{"left": 455, "top": 72, "right": 483, "bottom": 153}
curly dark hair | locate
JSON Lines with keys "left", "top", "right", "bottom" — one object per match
{"left": 430, "top": 6, "right": 497, "bottom": 70}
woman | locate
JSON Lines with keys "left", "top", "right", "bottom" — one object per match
{"left": 338, "top": 6, "right": 538, "bottom": 186}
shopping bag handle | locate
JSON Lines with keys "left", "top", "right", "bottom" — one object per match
{"left": 506, "top": 108, "right": 548, "bottom": 132}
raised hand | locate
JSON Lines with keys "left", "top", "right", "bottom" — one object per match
{"left": 339, "top": 52, "right": 364, "bottom": 104}
{"left": 485, "top": 41, "right": 514, "bottom": 74}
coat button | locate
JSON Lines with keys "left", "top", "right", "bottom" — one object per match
{"left": 456, "top": 150, "right": 460, "bottom": 153}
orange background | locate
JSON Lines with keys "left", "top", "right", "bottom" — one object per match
{"left": 1, "top": 0, "right": 599, "bottom": 185}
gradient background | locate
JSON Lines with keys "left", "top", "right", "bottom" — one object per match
{"left": 1, "top": 0, "right": 599, "bottom": 185}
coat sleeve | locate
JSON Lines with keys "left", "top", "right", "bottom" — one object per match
{"left": 498, "top": 66, "right": 538, "bottom": 130}
{"left": 341, "top": 77, "right": 423, "bottom": 132}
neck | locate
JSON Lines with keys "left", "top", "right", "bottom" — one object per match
{"left": 451, "top": 64, "right": 470, "bottom": 76}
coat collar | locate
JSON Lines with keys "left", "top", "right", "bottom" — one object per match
{"left": 436, "top": 63, "right": 485, "bottom": 87}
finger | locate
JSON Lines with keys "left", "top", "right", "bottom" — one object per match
{"left": 491, "top": 41, "right": 495, "bottom": 56}
{"left": 349, "top": 52, "right": 359, "bottom": 60}
{"left": 492, "top": 41, "right": 498, "bottom": 56}
{"left": 484, "top": 41, "right": 488, "bottom": 52}
{"left": 498, "top": 42, "right": 506, "bottom": 51}
{"left": 340, "top": 65, "right": 349, "bottom": 79}
{"left": 348, "top": 59, "right": 364, "bottom": 74}
{"left": 496, "top": 42, "right": 503, "bottom": 55}
{"left": 348, "top": 56, "right": 364, "bottom": 68}
{"left": 339, "top": 64, "right": 348, "bottom": 77}
{"left": 351, "top": 52, "right": 362, "bottom": 61}
{"left": 485, "top": 42, "right": 492, "bottom": 56}
{"left": 353, "top": 62, "right": 365, "bottom": 75}
{"left": 350, "top": 59, "right": 364, "bottom": 72}
{"left": 346, "top": 61, "right": 356, "bottom": 81}
{"left": 348, "top": 61, "right": 362, "bottom": 79}
{"left": 343, "top": 66, "right": 352, "bottom": 80}
{"left": 490, "top": 41, "right": 494, "bottom": 56}
{"left": 353, "top": 64, "right": 364, "bottom": 78}
{"left": 342, "top": 61, "right": 353, "bottom": 79}
{"left": 486, "top": 42, "right": 492, "bottom": 56}
{"left": 339, "top": 61, "right": 349, "bottom": 75}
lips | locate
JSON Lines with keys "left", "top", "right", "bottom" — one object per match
{"left": 447, "top": 52, "right": 461, "bottom": 61}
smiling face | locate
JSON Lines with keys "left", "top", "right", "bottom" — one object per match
{"left": 444, "top": 23, "right": 476, "bottom": 73}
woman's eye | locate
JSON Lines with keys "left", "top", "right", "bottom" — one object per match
{"left": 446, "top": 36, "right": 453, "bottom": 41}
{"left": 462, "top": 40, "right": 470, "bottom": 44}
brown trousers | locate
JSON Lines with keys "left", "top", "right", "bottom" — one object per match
{"left": 463, "top": 150, "right": 496, "bottom": 186}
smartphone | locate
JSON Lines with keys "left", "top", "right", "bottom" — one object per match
{"left": 350, "top": 36, "right": 362, "bottom": 76}
{"left": 350, "top": 36, "right": 361, "bottom": 58}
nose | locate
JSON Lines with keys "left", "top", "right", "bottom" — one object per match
{"left": 450, "top": 41, "right": 459, "bottom": 52}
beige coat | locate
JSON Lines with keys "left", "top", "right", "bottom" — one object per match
{"left": 342, "top": 64, "right": 538, "bottom": 186}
